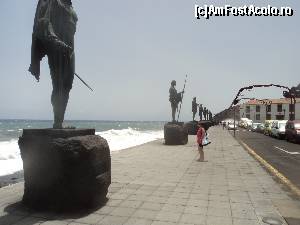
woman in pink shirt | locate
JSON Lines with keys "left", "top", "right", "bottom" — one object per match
{"left": 196, "top": 123, "right": 206, "bottom": 161}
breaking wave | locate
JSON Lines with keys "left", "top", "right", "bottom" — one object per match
{"left": 0, "top": 128, "right": 163, "bottom": 176}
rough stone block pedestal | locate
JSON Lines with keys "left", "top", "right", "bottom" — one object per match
{"left": 184, "top": 121, "right": 199, "bottom": 135}
{"left": 198, "top": 121, "right": 214, "bottom": 131}
{"left": 164, "top": 122, "right": 188, "bottom": 145}
{"left": 18, "top": 129, "right": 111, "bottom": 211}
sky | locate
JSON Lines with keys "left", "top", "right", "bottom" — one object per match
{"left": 0, "top": 0, "right": 299, "bottom": 121}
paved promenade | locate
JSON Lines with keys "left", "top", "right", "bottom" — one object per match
{"left": 1, "top": 127, "right": 300, "bottom": 225}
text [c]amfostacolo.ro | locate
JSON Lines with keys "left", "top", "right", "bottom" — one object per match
{"left": 195, "top": 4, "right": 294, "bottom": 20}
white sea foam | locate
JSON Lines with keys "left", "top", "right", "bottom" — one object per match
{"left": 0, "top": 128, "right": 163, "bottom": 176}
{"left": 96, "top": 128, "right": 163, "bottom": 151}
{"left": 0, "top": 140, "right": 23, "bottom": 176}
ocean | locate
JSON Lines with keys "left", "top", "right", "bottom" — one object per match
{"left": 0, "top": 120, "right": 165, "bottom": 177}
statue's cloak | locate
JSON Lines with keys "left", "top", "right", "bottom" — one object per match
{"left": 29, "top": 0, "right": 77, "bottom": 80}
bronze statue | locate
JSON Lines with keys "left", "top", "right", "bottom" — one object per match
{"left": 199, "top": 104, "right": 203, "bottom": 121}
{"left": 169, "top": 80, "right": 183, "bottom": 122}
{"left": 29, "top": 0, "right": 78, "bottom": 128}
{"left": 203, "top": 107, "right": 207, "bottom": 120}
{"left": 208, "top": 110, "right": 212, "bottom": 121}
{"left": 192, "top": 97, "right": 198, "bottom": 121}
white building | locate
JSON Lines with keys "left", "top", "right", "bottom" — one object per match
{"left": 239, "top": 98, "right": 300, "bottom": 123}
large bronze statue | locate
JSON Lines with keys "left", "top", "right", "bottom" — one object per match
{"left": 192, "top": 97, "right": 198, "bottom": 121}
{"left": 169, "top": 80, "right": 183, "bottom": 122}
{"left": 199, "top": 104, "right": 203, "bottom": 121}
{"left": 203, "top": 107, "right": 207, "bottom": 120}
{"left": 208, "top": 110, "right": 212, "bottom": 121}
{"left": 29, "top": 0, "right": 78, "bottom": 128}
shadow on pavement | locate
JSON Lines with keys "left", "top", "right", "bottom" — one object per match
{"left": 0, "top": 198, "right": 108, "bottom": 225}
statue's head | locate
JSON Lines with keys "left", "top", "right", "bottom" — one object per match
{"left": 171, "top": 80, "right": 176, "bottom": 86}
{"left": 193, "top": 97, "right": 196, "bottom": 100}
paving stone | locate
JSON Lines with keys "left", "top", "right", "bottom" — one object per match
{"left": 132, "top": 209, "right": 159, "bottom": 220}
{"left": 206, "top": 216, "right": 233, "bottom": 225}
{"left": 208, "top": 201, "right": 231, "bottom": 209}
{"left": 11, "top": 216, "right": 43, "bottom": 225}
{"left": 147, "top": 196, "right": 168, "bottom": 204}
{"left": 186, "top": 199, "right": 208, "bottom": 208}
{"left": 207, "top": 207, "right": 232, "bottom": 217}
{"left": 155, "top": 211, "right": 182, "bottom": 223}
{"left": 140, "top": 202, "right": 164, "bottom": 211}
{"left": 97, "top": 215, "right": 129, "bottom": 225}
{"left": 189, "top": 194, "right": 209, "bottom": 200}
{"left": 68, "top": 222, "right": 87, "bottom": 225}
{"left": 151, "top": 221, "right": 177, "bottom": 225}
{"left": 161, "top": 204, "right": 185, "bottom": 213}
{"left": 180, "top": 213, "right": 206, "bottom": 225}
{"left": 110, "top": 193, "right": 130, "bottom": 200}
{"left": 40, "top": 221, "right": 69, "bottom": 225}
{"left": 119, "top": 200, "right": 143, "bottom": 209}
{"left": 231, "top": 208, "right": 257, "bottom": 220}
{"left": 95, "top": 206, "right": 116, "bottom": 215}
{"left": 232, "top": 218, "right": 261, "bottom": 225}
{"left": 109, "top": 207, "right": 136, "bottom": 217}
{"left": 184, "top": 206, "right": 207, "bottom": 215}
{"left": 123, "top": 218, "right": 153, "bottom": 225}
{"left": 106, "top": 199, "right": 123, "bottom": 207}
{"left": 74, "top": 213, "right": 105, "bottom": 224}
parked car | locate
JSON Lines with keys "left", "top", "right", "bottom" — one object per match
{"left": 228, "top": 122, "right": 238, "bottom": 130}
{"left": 251, "top": 123, "right": 261, "bottom": 132}
{"left": 256, "top": 124, "right": 265, "bottom": 133}
{"left": 239, "top": 118, "right": 252, "bottom": 129}
{"left": 270, "top": 120, "right": 278, "bottom": 137}
{"left": 264, "top": 120, "right": 274, "bottom": 136}
{"left": 271, "top": 120, "right": 287, "bottom": 139}
{"left": 285, "top": 120, "right": 300, "bottom": 143}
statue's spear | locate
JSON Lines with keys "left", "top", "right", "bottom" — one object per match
{"left": 75, "top": 72, "right": 93, "bottom": 92}
{"left": 177, "top": 74, "right": 187, "bottom": 122}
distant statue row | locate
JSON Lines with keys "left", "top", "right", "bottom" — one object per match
{"left": 168, "top": 80, "right": 212, "bottom": 122}
{"left": 192, "top": 97, "right": 212, "bottom": 121}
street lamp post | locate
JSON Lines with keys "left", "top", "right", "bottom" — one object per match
{"left": 233, "top": 106, "right": 236, "bottom": 137}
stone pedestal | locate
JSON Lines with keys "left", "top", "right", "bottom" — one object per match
{"left": 184, "top": 121, "right": 199, "bottom": 135}
{"left": 164, "top": 122, "right": 188, "bottom": 145}
{"left": 199, "top": 121, "right": 214, "bottom": 131}
{"left": 18, "top": 129, "right": 111, "bottom": 211}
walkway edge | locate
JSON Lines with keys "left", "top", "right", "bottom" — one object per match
{"left": 240, "top": 140, "right": 300, "bottom": 198}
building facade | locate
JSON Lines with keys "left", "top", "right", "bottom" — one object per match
{"left": 239, "top": 98, "right": 300, "bottom": 123}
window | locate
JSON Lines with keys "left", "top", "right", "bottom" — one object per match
{"left": 256, "top": 105, "right": 260, "bottom": 112}
{"left": 256, "top": 114, "right": 260, "bottom": 121}
{"left": 266, "top": 105, "right": 271, "bottom": 112}
{"left": 277, "top": 104, "right": 282, "bottom": 112}
{"left": 276, "top": 115, "right": 284, "bottom": 120}
{"left": 246, "top": 114, "right": 250, "bottom": 119}
{"left": 266, "top": 114, "right": 271, "bottom": 120}
{"left": 246, "top": 106, "right": 250, "bottom": 113}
